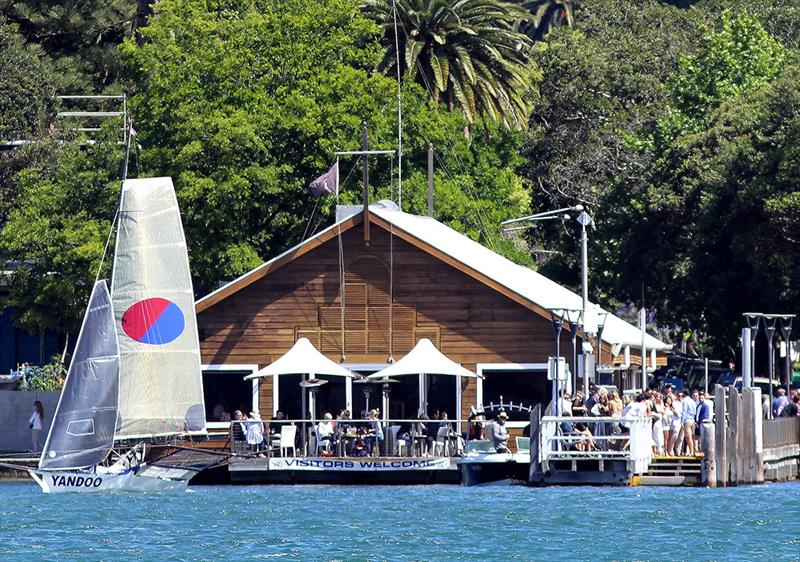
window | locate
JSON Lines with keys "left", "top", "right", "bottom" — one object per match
{"left": 477, "top": 363, "right": 549, "bottom": 424}
{"left": 201, "top": 365, "right": 258, "bottom": 427}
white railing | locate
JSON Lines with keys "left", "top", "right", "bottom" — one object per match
{"left": 540, "top": 416, "right": 653, "bottom": 474}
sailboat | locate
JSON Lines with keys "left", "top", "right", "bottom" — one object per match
{"left": 28, "top": 177, "right": 214, "bottom": 493}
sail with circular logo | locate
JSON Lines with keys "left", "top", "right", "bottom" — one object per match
{"left": 111, "top": 177, "right": 206, "bottom": 439}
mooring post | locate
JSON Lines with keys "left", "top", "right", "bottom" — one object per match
{"left": 728, "top": 386, "right": 739, "bottom": 485}
{"left": 703, "top": 421, "right": 716, "bottom": 487}
{"left": 714, "top": 384, "right": 728, "bottom": 486}
{"left": 742, "top": 387, "right": 754, "bottom": 484}
{"left": 752, "top": 387, "right": 765, "bottom": 483}
{"left": 529, "top": 404, "right": 541, "bottom": 485}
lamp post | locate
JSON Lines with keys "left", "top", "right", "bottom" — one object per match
{"left": 577, "top": 210, "right": 595, "bottom": 392}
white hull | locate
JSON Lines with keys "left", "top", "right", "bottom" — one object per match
{"left": 28, "top": 465, "right": 194, "bottom": 494}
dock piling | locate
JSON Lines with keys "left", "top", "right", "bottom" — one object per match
{"left": 714, "top": 385, "right": 728, "bottom": 486}
{"left": 702, "top": 421, "right": 716, "bottom": 487}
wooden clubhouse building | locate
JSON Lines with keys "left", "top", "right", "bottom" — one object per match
{"left": 194, "top": 202, "right": 669, "bottom": 432}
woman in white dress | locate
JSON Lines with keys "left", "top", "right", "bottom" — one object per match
{"left": 650, "top": 393, "right": 665, "bottom": 455}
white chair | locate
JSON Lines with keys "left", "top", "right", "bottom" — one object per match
{"left": 280, "top": 425, "right": 297, "bottom": 457}
{"left": 432, "top": 426, "right": 450, "bottom": 456}
{"left": 389, "top": 425, "right": 404, "bottom": 456}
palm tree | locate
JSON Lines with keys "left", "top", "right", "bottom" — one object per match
{"left": 364, "top": 0, "right": 535, "bottom": 130}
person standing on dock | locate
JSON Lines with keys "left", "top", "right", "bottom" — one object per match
{"left": 28, "top": 401, "right": 44, "bottom": 453}
{"left": 772, "top": 388, "right": 789, "bottom": 418}
{"left": 681, "top": 391, "right": 697, "bottom": 456}
{"left": 492, "top": 411, "right": 509, "bottom": 453}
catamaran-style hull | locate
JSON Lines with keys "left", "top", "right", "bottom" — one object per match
{"left": 28, "top": 466, "right": 192, "bottom": 494}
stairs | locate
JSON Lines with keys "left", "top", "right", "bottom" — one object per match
{"left": 631, "top": 455, "right": 703, "bottom": 486}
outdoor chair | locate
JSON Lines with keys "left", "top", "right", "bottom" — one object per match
{"left": 432, "top": 426, "right": 451, "bottom": 456}
{"left": 389, "top": 425, "right": 404, "bottom": 456}
{"left": 279, "top": 425, "right": 297, "bottom": 457}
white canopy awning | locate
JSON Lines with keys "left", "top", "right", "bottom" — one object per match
{"left": 244, "top": 338, "right": 355, "bottom": 380}
{"left": 367, "top": 339, "right": 479, "bottom": 379}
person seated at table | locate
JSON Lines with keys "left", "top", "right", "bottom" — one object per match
{"left": 439, "top": 411, "right": 453, "bottom": 432}
{"left": 352, "top": 436, "right": 368, "bottom": 457}
{"left": 364, "top": 409, "right": 384, "bottom": 455}
{"left": 410, "top": 413, "right": 430, "bottom": 456}
{"left": 317, "top": 412, "right": 335, "bottom": 453}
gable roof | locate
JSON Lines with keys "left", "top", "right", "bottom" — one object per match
{"left": 196, "top": 203, "right": 670, "bottom": 351}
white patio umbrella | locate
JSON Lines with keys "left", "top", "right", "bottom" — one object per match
{"left": 245, "top": 338, "right": 354, "bottom": 451}
{"left": 245, "top": 337, "right": 355, "bottom": 380}
{"left": 367, "top": 339, "right": 479, "bottom": 417}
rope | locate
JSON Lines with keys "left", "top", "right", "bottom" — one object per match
{"left": 301, "top": 198, "right": 320, "bottom": 242}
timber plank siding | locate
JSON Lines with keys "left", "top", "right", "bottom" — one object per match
{"left": 197, "top": 222, "right": 598, "bottom": 421}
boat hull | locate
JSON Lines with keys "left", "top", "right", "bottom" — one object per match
{"left": 458, "top": 454, "right": 529, "bottom": 486}
{"left": 28, "top": 465, "right": 192, "bottom": 494}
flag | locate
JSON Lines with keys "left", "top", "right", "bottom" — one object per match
{"left": 308, "top": 161, "right": 338, "bottom": 197}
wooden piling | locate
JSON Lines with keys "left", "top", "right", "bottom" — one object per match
{"left": 742, "top": 387, "right": 755, "bottom": 484}
{"left": 529, "top": 404, "right": 541, "bottom": 484}
{"left": 702, "top": 421, "right": 716, "bottom": 487}
{"left": 714, "top": 385, "right": 728, "bottom": 486}
{"left": 728, "top": 386, "right": 739, "bottom": 485}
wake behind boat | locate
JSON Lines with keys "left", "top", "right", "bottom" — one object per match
{"left": 29, "top": 177, "right": 222, "bottom": 493}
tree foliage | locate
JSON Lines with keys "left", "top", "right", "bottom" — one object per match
{"left": 365, "top": 0, "right": 536, "bottom": 128}
{"left": 0, "top": 132, "right": 121, "bottom": 335}
{"left": 123, "top": 0, "right": 531, "bottom": 293}
{"left": 0, "top": 0, "right": 135, "bottom": 92}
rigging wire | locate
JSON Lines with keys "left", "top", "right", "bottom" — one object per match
{"left": 94, "top": 115, "right": 134, "bottom": 285}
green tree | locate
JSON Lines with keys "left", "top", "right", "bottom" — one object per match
{"left": 520, "top": 0, "right": 700, "bottom": 300}
{"left": 0, "top": 22, "right": 57, "bottom": 225}
{"left": 659, "top": 10, "right": 786, "bottom": 140}
{"left": 364, "top": 0, "right": 536, "bottom": 128}
{"left": 0, "top": 131, "right": 122, "bottom": 337}
{"left": 123, "top": 0, "right": 531, "bottom": 293}
{"left": 0, "top": 0, "right": 135, "bottom": 92}
{"left": 605, "top": 14, "right": 798, "bottom": 351}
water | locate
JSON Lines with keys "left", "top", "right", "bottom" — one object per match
{"left": 1, "top": 481, "right": 797, "bottom": 561}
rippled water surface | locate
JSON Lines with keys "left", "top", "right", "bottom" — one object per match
{"left": 1, "top": 480, "right": 797, "bottom": 561}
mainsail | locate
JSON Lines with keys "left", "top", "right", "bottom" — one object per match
{"left": 40, "top": 280, "right": 119, "bottom": 470}
{"left": 111, "top": 177, "right": 207, "bottom": 439}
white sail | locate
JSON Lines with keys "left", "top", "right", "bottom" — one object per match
{"left": 40, "top": 280, "right": 119, "bottom": 470}
{"left": 111, "top": 177, "right": 206, "bottom": 439}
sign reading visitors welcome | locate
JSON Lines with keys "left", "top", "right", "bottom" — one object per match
{"left": 268, "top": 458, "right": 451, "bottom": 471}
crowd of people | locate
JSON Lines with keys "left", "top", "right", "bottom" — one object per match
{"left": 556, "top": 384, "right": 715, "bottom": 457}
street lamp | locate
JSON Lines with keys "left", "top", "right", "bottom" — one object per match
{"left": 504, "top": 204, "right": 594, "bottom": 394}
{"left": 576, "top": 210, "right": 595, "bottom": 392}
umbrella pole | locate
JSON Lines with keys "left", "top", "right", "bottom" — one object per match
{"left": 301, "top": 374, "right": 308, "bottom": 455}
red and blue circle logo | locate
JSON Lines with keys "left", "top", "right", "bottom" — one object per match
{"left": 121, "top": 298, "right": 185, "bottom": 345}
